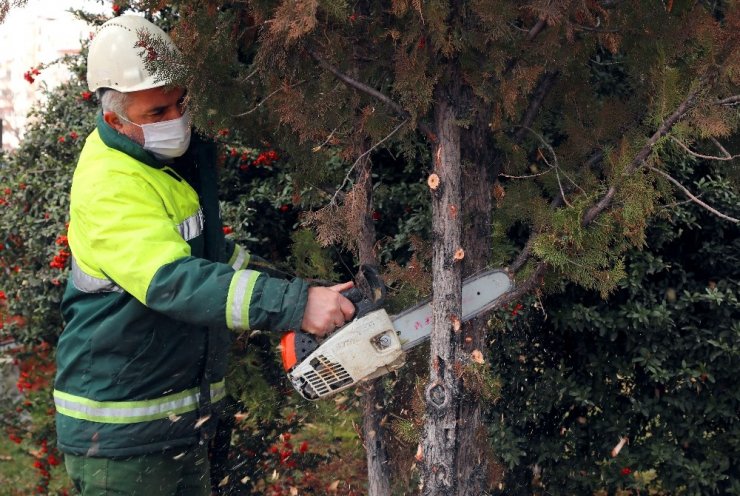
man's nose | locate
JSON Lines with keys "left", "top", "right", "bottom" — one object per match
{"left": 164, "top": 107, "right": 183, "bottom": 120}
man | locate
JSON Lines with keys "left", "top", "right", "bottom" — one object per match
{"left": 54, "top": 15, "right": 355, "bottom": 495}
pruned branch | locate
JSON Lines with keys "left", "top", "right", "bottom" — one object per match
{"left": 581, "top": 85, "right": 702, "bottom": 226}
{"left": 671, "top": 137, "right": 739, "bottom": 161}
{"left": 647, "top": 165, "right": 739, "bottom": 223}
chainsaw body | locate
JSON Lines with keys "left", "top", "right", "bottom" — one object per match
{"left": 286, "top": 309, "right": 405, "bottom": 400}
{"left": 280, "top": 265, "right": 512, "bottom": 401}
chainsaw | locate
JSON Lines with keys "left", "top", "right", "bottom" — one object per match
{"left": 280, "top": 265, "right": 513, "bottom": 400}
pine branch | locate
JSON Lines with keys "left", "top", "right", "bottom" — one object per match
{"left": 505, "top": 85, "right": 708, "bottom": 297}
{"left": 581, "top": 85, "right": 702, "bottom": 226}
{"left": 647, "top": 165, "right": 739, "bottom": 223}
{"left": 513, "top": 71, "right": 559, "bottom": 143}
{"left": 671, "top": 137, "right": 739, "bottom": 161}
{"left": 307, "top": 49, "right": 436, "bottom": 142}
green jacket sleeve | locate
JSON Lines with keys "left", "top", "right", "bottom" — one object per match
{"left": 147, "top": 259, "right": 308, "bottom": 332}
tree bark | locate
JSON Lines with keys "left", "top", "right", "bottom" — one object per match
{"left": 355, "top": 158, "right": 392, "bottom": 496}
{"left": 454, "top": 107, "right": 498, "bottom": 495}
{"left": 421, "top": 88, "right": 463, "bottom": 495}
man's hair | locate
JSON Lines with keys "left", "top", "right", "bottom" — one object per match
{"left": 97, "top": 88, "right": 131, "bottom": 118}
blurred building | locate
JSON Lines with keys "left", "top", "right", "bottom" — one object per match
{"left": 0, "top": 1, "right": 95, "bottom": 151}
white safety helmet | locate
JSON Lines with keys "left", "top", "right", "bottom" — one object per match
{"left": 87, "top": 15, "right": 179, "bottom": 93}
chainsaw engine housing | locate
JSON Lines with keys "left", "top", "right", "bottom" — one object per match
{"left": 288, "top": 309, "right": 405, "bottom": 400}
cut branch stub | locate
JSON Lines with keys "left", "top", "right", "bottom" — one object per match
{"left": 450, "top": 314, "right": 461, "bottom": 332}
{"left": 427, "top": 173, "right": 440, "bottom": 190}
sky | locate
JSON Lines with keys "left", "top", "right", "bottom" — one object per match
{"left": 0, "top": 0, "right": 109, "bottom": 148}
{"left": 1, "top": 0, "right": 107, "bottom": 27}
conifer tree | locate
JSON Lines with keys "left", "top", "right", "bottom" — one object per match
{"left": 135, "top": 0, "right": 737, "bottom": 493}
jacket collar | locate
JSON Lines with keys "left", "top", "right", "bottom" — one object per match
{"left": 96, "top": 112, "right": 166, "bottom": 169}
{"left": 96, "top": 112, "right": 213, "bottom": 170}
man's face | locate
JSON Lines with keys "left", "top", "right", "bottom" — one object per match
{"left": 103, "top": 86, "right": 187, "bottom": 145}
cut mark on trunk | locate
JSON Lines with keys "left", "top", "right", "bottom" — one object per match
{"left": 426, "top": 382, "right": 449, "bottom": 409}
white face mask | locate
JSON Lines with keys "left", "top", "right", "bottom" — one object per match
{"left": 119, "top": 110, "right": 192, "bottom": 159}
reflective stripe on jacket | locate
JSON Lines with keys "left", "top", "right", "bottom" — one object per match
{"left": 55, "top": 115, "right": 308, "bottom": 457}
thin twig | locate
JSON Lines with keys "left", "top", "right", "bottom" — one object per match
{"left": 657, "top": 197, "right": 699, "bottom": 211}
{"left": 240, "top": 67, "right": 259, "bottom": 84}
{"left": 671, "top": 137, "right": 739, "bottom": 161}
{"left": 232, "top": 80, "right": 306, "bottom": 117}
{"left": 508, "top": 21, "right": 529, "bottom": 33}
{"left": 312, "top": 126, "right": 340, "bottom": 152}
{"left": 570, "top": 21, "right": 619, "bottom": 33}
{"left": 648, "top": 165, "right": 738, "bottom": 223}
{"left": 515, "top": 125, "right": 586, "bottom": 202}
{"left": 716, "top": 95, "right": 739, "bottom": 106}
{"left": 330, "top": 119, "right": 408, "bottom": 205}
{"left": 710, "top": 137, "right": 732, "bottom": 159}
{"left": 553, "top": 167, "right": 572, "bottom": 207}
{"left": 310, "top": 49, "right": 405, "bottom": 116}
{"left": 308, "top": 49, "right": 436, "bottom": 141}
{"left": 499, "top": 169, "right": 553, "bottom": 179}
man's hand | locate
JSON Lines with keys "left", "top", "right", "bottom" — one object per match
{"left": 301, "top": 281, "right": 356, "bottom": 337}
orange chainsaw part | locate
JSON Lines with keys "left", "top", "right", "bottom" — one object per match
{"left": 281, "top": 331, "right": 297, "bottom": 371}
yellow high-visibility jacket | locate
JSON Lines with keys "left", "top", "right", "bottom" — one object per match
{"left": 54, "top": 115, "right": 307, "bottom": 457}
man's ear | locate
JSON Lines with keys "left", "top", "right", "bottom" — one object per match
{"left": 102, "top": 111, "right": 124, "bottom": 131}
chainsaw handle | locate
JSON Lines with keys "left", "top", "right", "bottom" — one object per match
{"left": 345, "top": 264, "right": 386, "bottom": 319}
{"left": 281, "top": 264, "right": 387, "bottom": 372}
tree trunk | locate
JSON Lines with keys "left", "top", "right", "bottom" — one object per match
{"left": 355, "top": 158, "right": 392, "bottom": 496}
{"left": 455, "top": 107, "right": 498, "bottom": 495}
{"left": 421, "top": 89, "right": 463, "bottom": 495}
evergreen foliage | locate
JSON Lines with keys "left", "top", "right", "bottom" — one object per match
{"left": 487, "top": 152, "right": 739, "bottom": 495}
